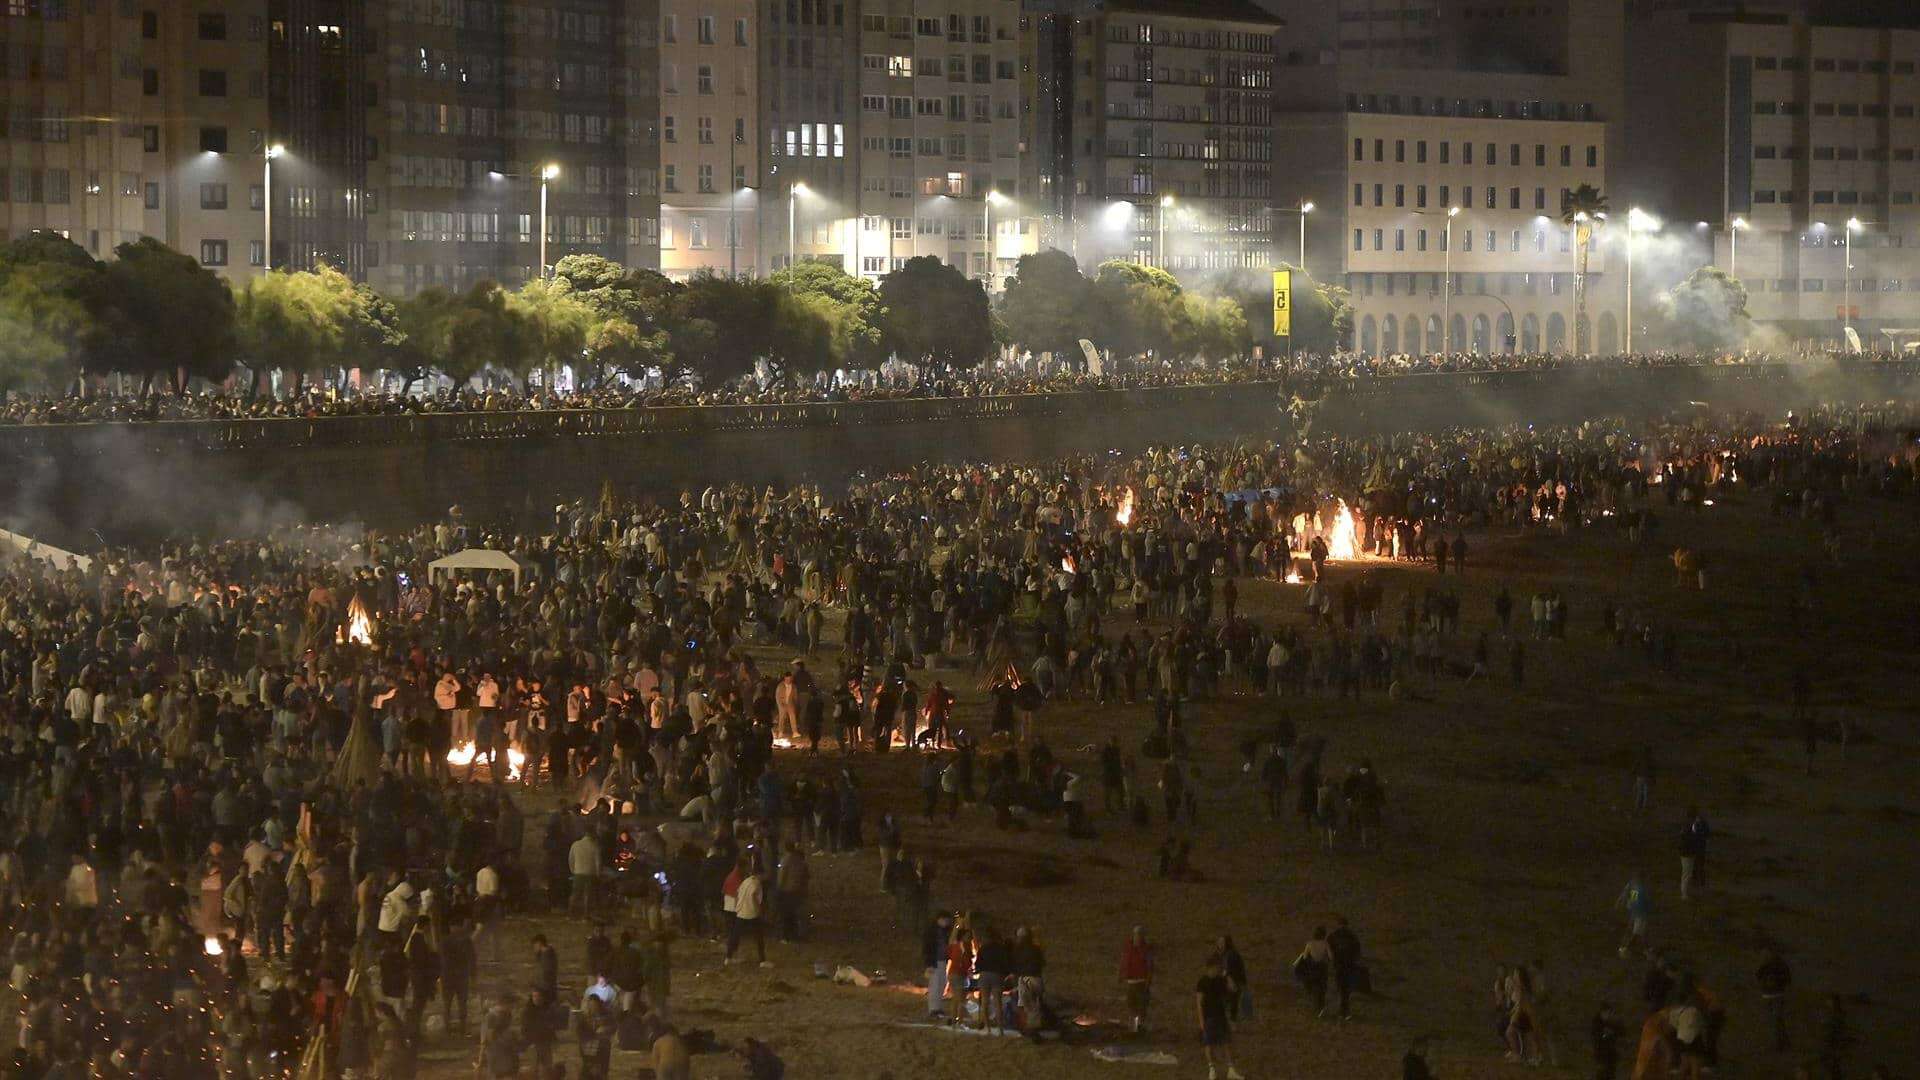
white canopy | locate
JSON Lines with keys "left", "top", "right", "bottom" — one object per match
{"left": 0, "top": 528, "right": 93, "bottom": 573}
{"left": 426, "top": 548, "right": 535, "bottom": 590}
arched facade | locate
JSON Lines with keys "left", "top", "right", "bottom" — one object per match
{"left": 1471, "top": 313, "right": 1491, "bottom": 354}
{"left": 1546, "top": 312, "right": 1568, "bottom": 352}
{"left": 1381, "top": 314, "right": 1399, "bottom": 355}
{"left": 1448, "top": 313, "right": 1467, "bottom": 352}
{"left": 1425, "top": 314, "right": 1443, "bottom": 353}
{"left": 1597, "top": 312, "right": 1619, "bottom": 354}
{"left": 1408, "top": 312, "right": 1424, "bottom": 354}
{"left": 1521, "top": 313, "right": 1540, "bottom": 352}
{"left": 1359, "top": 315, "right": 1378, "bottom": 356}
{"left": 1495, "top": 313, "right": 1514, "bottom": 354}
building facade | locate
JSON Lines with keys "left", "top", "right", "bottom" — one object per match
{"left": 368, "top": 0, "right": 661, "bottom": 296}
{"left": 1025, "top": 0, "right": 1279, "bottom": 274}
{"left": 1, "top": 0, "right": 270, "bottom": 282}
{"left": 1268, "top": 0, "right": 1628, "bottom": 355}
{"left": 658, "top": 0, "right": 761, "bottom": 279}
{"left": 1625, "top": 11, "right": 1920, "bottom": 343}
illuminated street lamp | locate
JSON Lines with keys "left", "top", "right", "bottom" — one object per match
{"left": 1158, "top": 194, "right": 1175, "bottom": 270}
{"left": 263, "top": 144, "right": 285, "bottom": 272}
{"left": 984, "top": 190, "right": 1008, "bottom": 289}
{"left": 1625, "top": 206, "right": 1658, "bottom": 352}
{"left": 539, "top": 163, "right": 560, "bottom": 278}
{"left": 1844, "top": 216, "right": 1862, "bottom": 347}
{"left": 788, "top": 181, "right": 810, "bottom": 270}
{"left": 1729, "top": 216, "right": 1748, "bottom": 279}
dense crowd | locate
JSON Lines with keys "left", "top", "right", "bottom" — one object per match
{"left": 0, "top": 401, "right": 1912, "bottom": 1078}
{"left": 3, "top": 349, "right": 1898, "bottom": 426}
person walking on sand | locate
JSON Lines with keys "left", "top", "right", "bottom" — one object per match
{"left": 1616, "top": 873, "right": 1650, "bottom": 957}
{"left": 1120, "top": 926, "right": 1154, "bottom": 1034}
{"left": 1195, "top": 953, "right": 1245, "bottom": 1080}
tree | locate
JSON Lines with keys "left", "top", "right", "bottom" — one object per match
{"left": 234, "top": 265, "right": 381, "bottom": 393}
{"left": 1656, "top": 266, "right": 1751, "bottom": 351}
{"left": 996, "top": 250, "right": 1097, "bottom": 363}
{"left": 771, "top": 261, "right": 886, "bottom": 373}
{"left": 877, "top": 256, "right": 994, "bottom": 367}
{"left": 1560, "top": 183, "right": 1610, "bottom": 354}
{"left": 101, "top": 237, "right": 237, "bottom": 392}
{"left": 512, "top": 278, "right": 594, "bottom": 387}
{"left": 548, "top": 255, "right": 676, "bottom": 386}
{"left": 1178, "top": 292, "right": 1251, "bottom": 361}
{"left": 1201, "top": 265, "right": 1351, "bottom": 356}
{"left": 673, "top": 273, "right": 783, "bottom": 387}
{"left": 0, "top": 232, "right": 105, "bottom": 393}
{"left": 1092, "top": 260, "right": 1186, "bottom": 361}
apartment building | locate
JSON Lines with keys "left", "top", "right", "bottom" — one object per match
{"left": 1269, "top": 0, "right": 1627, "bottom": 355}
{"left": 1, "top": 0, "right": 269, "bottom": 281}
{"left": 849, "top": 0, "right": 1022, "bottom": 284}
{"left": 1026, "top": 0, "right": 1279, "bottom": 274}
{"left": 658, "top": 0, "right": 761, "bottom": 279}
{"left": 369, "top": 0, "right": 661, "bottom": 295}
{"left": 1624, "top": 11, "right": 1920, "bottom": 342}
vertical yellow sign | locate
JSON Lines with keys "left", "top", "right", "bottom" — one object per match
{"left": 1271, "top": 270, "right": 1292, "bottom": 337}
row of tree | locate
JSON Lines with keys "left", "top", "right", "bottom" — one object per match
{"left": 0, "top": 232, "right": 1350, "bottom": 394}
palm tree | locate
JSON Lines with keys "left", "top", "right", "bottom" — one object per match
{"left": 1560, "top": 183, "right": 1610, "bottom": 354}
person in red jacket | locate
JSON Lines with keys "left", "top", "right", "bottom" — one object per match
{"left": 1120, "top": 926, "right": 1155, "bottom": 1034}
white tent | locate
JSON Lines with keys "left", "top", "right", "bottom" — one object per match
{"left": 426, "top": 548, "right": 535, "bottom": 591}
{"left": 0, "top": 528, "right": 93, "bottom": 572}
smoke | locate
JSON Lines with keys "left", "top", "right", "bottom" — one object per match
{"left": 0, "top": 424, "right": 312, "bottom": 550}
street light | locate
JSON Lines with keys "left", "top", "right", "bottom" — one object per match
{"left": 539, "top": 163, "right": 560, "bottom": 278}
{"left": 1729, "top": 216, "right": 1748, "bottom": 279}
{"left": 1158, "top": 194, "right": 1174, "bottom": 270}
{"left": 730, "top": 133, "right": 744, "bottom": 278}
{"left": 263, "top": 144, "right": 285, "bottom": 272}
{"left": 1844, "top": 216, "right": 1862, "bottom": 348}
{"left": 1625, "top": 206, "right": 1658, "bottom": 353}
{"left": 788, "top": 181, "right": 810, "bottom": 270}
{"left": 984, "top": 190, "right": 1008, "bottom": 289}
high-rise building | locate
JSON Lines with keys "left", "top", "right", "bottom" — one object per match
{"left": 658, "top": 0, "right": 762, "bottom": 279}
{"left": 850, "top": 0, "right": 1023, "bottom": 285}
{"left": 0, "top": 1, "right": 270, "bottom": 278}
{"left": 1268, "top": 0, "right": 1628, "bottom": 355}
{"left": 1623, "top": 9, "right": 1920, "bottom": 343}
{"left": 2, "top": 0, "right": 660, "bottom": 296}
{"left": 1025, "top": 0, "right": 1280, "bottom": 274}
{"left": 367, "top": 0, "right": 661, "bottom": 295}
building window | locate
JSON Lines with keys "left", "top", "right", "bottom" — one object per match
{"left": 697, "top": 164, "right": 714, "bottom": 192}
{"left": 697, "top": 116, "right": 713, "bottom": 143}
{"left": 1394, "top": 184, "right": 1404, "bottom": 208}
{"left": 199, "top": 183, "right": 227, "bottom": 209}
{"left": 1352, "top": 138, "right": 1363, "bottom": 161}
{"left": 1394, "top": 228, "right": 1404, "bottom": 251}
{"left": 141, "top": 9, "right": 157, "bottom": 38}
{"left": 143, "top": 182, "right": 160, "bottom": 209}
{"left": 698, "top": 15, "right": 715, "bottom": 43}
{"left": 663, "top": 116, "right": 676, "bottom": 142}
{"left": 1353, "top": 228, "right": 1363, "bottom": 251}
{"left": 143, "top": 125, "right": 160, "bottom": 152}
{"left": 249, "top": 240, "right": 264, "bottom": 266}
{"left": 735, "top": 18, "right": 749, "bottom": 45}
{"left": 143, "top": 69, "right": 160, "bottom": 95}
{"left": 198, "top": 12, "right": 226, "bottom": 39}
{"left": 698, "top": 65, "right": 714, "bottom": 94}
{"left": 1585, "top": 146, "right": 1597, "bottom": 168}
{"left": 199, "top": 127, "right": 228, "bottom": 153}
{"left": 1416, "top": 141, "right": 1427, "bottom": 164}
{"left": 664, "top": 165, "right": 677, "bottom": 192}
{"left": 199, "top": 69, "right": 227, "bottom": 96}
{"left": 199, "top": 240, "right": 228, "bottom": 266}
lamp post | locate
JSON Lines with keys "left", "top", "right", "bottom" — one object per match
{"left": 1729, "top": 216, "right": 1747, "bottom": 280}
{"left": 787, "top": 181, "right": 809, "bottom": 270}
{"left": 984, "top": 191, "right": 1008, "bottom": 290}
{"left": 729, "top": 133, "right": 742, "bottom": 278}
{"left": 539, "top": 163, "right": 559, "bottom": 278}
{"left": 1297, "top": 200, "right": 1314, "bottom": 275}
{"left": 263, "top": 144, "right": 284, "bottom": 272}
{"left": 1626, "top": 207, "right": 1656, "bottom": 353}
{"left": 1844, "top": 216, "right": 1861, "bottom": 348}
{"left": 1444, "top": 206, "right": 1459, "bottom": 353}
{"left": 1158, "top": 194, "right": 1174, "bottom": 270}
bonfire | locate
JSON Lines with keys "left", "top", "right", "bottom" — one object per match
{"left": 1291, "top": 499, "right": 1364, "bottom": 560}
{"left": 337, "top": 594, "right": 376, "bottom": 645}
{"left": 1114, "top": 487, "right": 1136, "bottom": 527}
{"left": 446, "top": 742, "right": 527, "bottom": 781}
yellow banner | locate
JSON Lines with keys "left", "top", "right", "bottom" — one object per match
{"left": 1271, "top": 270, "right": 1292, "bottom": 337}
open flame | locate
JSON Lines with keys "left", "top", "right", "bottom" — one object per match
{"left": 337, "top": 596, "right": 375, "bottom": 646}
{"left": 446, "top": 741, "right": 526, "bottom": 780}
{"left": 1114, "top": 487, "right": 1136, "bottom": 528}
{"left": 203, "top": 936, "right": 223, "bottom": 957}
{"left": 1291, "top": 499, "right": 1363, "bottom": 562}
{"left": 1060, "top": 553, "right": 1078, "bottom": 574}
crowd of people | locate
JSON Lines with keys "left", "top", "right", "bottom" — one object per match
{"left": 3, "top": 348, "right": 1898, "bottom": 427}
{"left": 0, "top": 398, "right": 1912, "bottom": 1078}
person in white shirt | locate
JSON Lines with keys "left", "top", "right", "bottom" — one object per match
{"left": 64, "top": 683, "right": 92, "bottom": 724}
{"left": 65, "top": 854, "right": 100, "bottom": 910}
{"left": 726, "top": 860, "right": 769, "bottom": 968}
{"left": 568, "top": 833, "right": 600, "bottom": 914}
{"left": 377, "top": 876, "right": 418, "bottom": 936}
